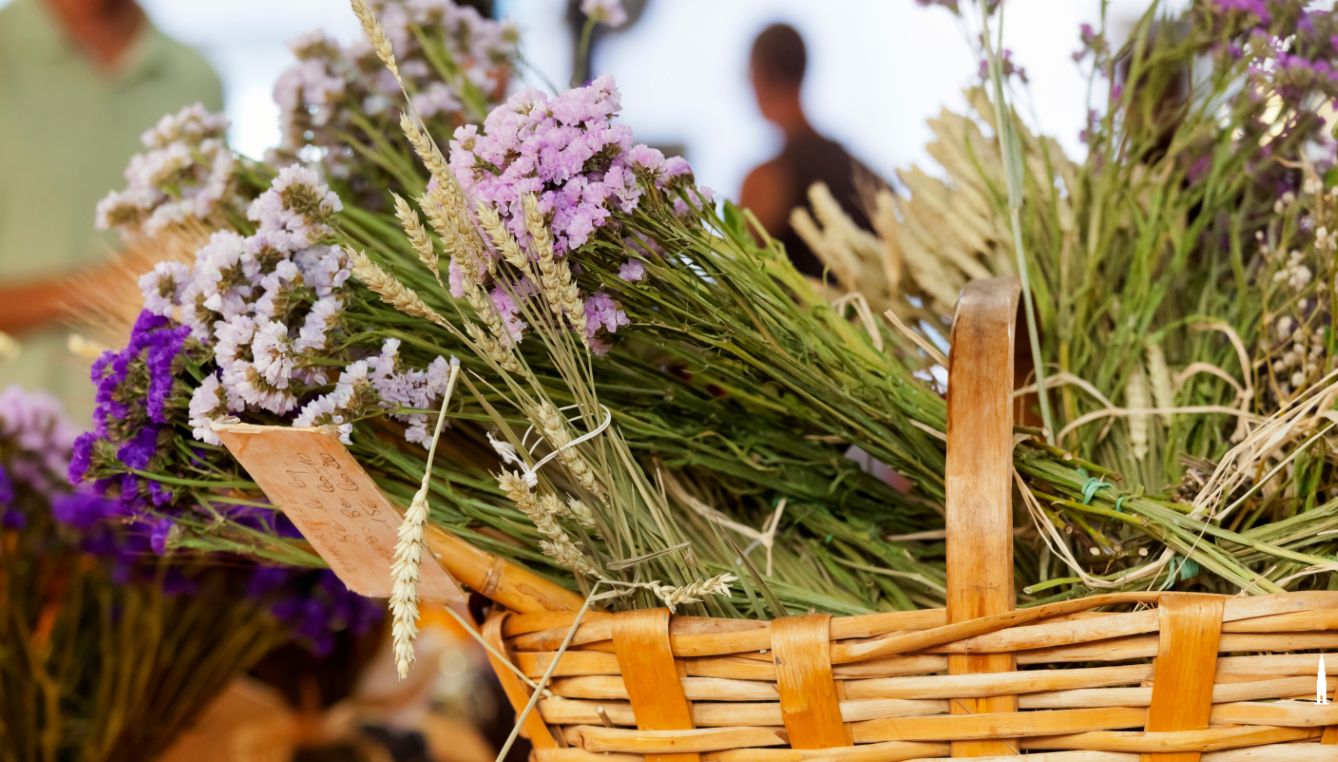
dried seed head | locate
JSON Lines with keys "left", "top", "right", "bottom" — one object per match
{"left": 349, "top": 0, "right": 400, "bottom": 82}
{"left": 399, "top": 111, "right": 448, "bottom": 179}
{"left": 349, "top": 246, "right": 450, "bottom": 329}
{"left": 393, "top": 193, "right": 439, "bottom": 281}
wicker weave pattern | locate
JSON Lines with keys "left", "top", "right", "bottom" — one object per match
{"left": 485, "top": 593, "right": 1338, "bottom": 760}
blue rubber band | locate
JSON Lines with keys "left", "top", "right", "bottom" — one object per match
{"left": 1114, "top": 496, "right": 1127, "bottom": 513}
{"left": 1080, "top": 477, "right": 1114, "bottom": 505}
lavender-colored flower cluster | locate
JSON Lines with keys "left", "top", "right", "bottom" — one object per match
{"left": 0, "top": 386, "right": 80, "bottom": 528}
{"left": 978, "top": 49, "right": 1028, "bottom": 84}
{"left": 273, "top": 0, "right": 518, "bottom": 178}
{"left": 450, "top": 75, "right": 704, "bottom": 255}
{"left": 294, "top": 340, "right": 459, "bottom": 446}
{"left": 447, "top": 75, "right": 711, "bottom": 350}
{"left": 94, "top": 103, "right": 238, "bottom": 236}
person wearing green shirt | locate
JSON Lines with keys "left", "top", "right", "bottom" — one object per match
{"left": 0, "top": 0, "right": 223, "bottom": 423}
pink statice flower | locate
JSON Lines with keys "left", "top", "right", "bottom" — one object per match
{"left": 617, "top": 259, "right": 645, "bottom": 282}
{"left": 448, "top": 74, "right": 694, "bottom": 255}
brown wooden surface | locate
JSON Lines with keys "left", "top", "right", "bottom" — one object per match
{"left": 482, "top": 610, "right": 558, "bottom": 750}
{"left": 1141, "top": 594, "right": 1225, "bottom": 762}
{"left": 945, "top": 277, "right": 1022, "bottom": 757}
{"left": 769, "top": 614, "right": 851, "bottom": 749}
{"left": 613, "top": 609, "right": 700, "bottom": 762}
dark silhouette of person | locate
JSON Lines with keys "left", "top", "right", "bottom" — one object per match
{"left": 739, "top": 22, "right": 881, "bottom": 280}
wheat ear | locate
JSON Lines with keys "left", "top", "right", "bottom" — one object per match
{"left": 389, "top": 363, "right": 460, "bottom": 679}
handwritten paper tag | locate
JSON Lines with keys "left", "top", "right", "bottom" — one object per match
{"left": 214, "top": 422, "right": 465, "bottom": 604}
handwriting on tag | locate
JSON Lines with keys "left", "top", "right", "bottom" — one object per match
{"left": 214, "top": 422, "right": 464, "bottom": 604}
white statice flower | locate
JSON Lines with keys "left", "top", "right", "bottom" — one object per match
{"left": 98, "top": 108, "right": 237, "bottom": 236}
{"left": 138, "top": 261, "right": 193, "bottom": 317}
{"left": 188, "top": 374, "right": 231, "bottom": 445}
{"left": 249, "top": 166, "right": 343, "bottom": 246}
{"left": 297, "top": 296, "right": 343, "bottom": 353}
{"left": 581, "top": 0, "right": 627, "bottom": 27}
{"left": 411, "top": 82, "right": 463, "bottom": 119}
{"left": 252, "top": 259, "right": 302, "bottom": 321}
{"left": 144, "top": 200, "right": 194, "bottom": 237}
{"left": 125, "top": 142, "right": 193, "bottom": 189}
{"left": 140, "top": 102, "right": 229, "bottom": 150}
{"left": 94, "top": 187, "right": 157, "bottom": 231}
{"left": 251, "top": 320, "right": 297, "bottom": 389}
{"left": 213, "top": 314, "right": 259, "bottom": 379}
{"left": 195, "top": 231, "right": 260, "bottom": 319}
{"left": 179, "top": 280, "right": 215, "bottom": 342}
{"left": 190, "top": 141, "right": 236, "bottom": 218}
{"left": 234, "top": 364, "right": 299, "bottom": 415}
{"left": 297, "top": 245, "right": 352, "bottom": 297}
{"left": 295, "top": 386, "right": 355, "bottom": 443}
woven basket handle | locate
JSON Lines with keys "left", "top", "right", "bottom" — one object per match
{"left": 945, "top": 277, "right": 1023, "bottom": 757}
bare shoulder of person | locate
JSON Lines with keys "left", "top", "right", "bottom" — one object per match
{"left": 740, "top": 159, "right": 793, "bottom": 233}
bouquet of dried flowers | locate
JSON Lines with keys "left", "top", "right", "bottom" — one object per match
{"left": 0, "top": 385, "right": 380, "bottom": 762}
{"left": 67, "top": 0, "right": 1338, "bottom": 675}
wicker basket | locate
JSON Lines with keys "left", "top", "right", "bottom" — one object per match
{"left": 422, "top": 278, "right": 1338, "bottom": 760}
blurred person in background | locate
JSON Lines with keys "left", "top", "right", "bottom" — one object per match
{"left": 740, "top": 22, "right": 882, "bottom": 281}
{"left": 0, "top": 0, "right": 222, "bottom": 421}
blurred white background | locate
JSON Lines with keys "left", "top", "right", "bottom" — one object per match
{"left": 0, "top": 0, "right": 1191, "bottom": 199}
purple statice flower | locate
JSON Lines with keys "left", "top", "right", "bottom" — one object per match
{"left": 0, "top": 455, "right": 22, "bottom": 528}
{"left": 0, "top": 386, "right": 79, "bottom": 485}
{"left": 149, "top": 516, "right": 175, "bottom": 554}
{"left": 51, "top": 491, "right": 118, "bottom": 530}
{"left": 617, "top": 259, "right": 645, "bottom": 282}
{"left": 1073, "top": 22, "right": 1107, "bottom": 63}
{"left": 295, "top": 245, "right": 350, "bottom": 298}
{"left": 69, "top": 432, "right": 97, "bottom": 484}
{"left": 117, "top": 425, "right": 161, "bottom": 470}
{"left": 252, "top": 259, "right": 303, "bottom": 322}
{"left": 247, "top": 566, "right": 292, "bottom": 599}
{"left": 147, "top": 479, "right": 174, "bottom": 507}
{"left": 581, "top": 0, "right": 627, "bottom": 28}
{"left": 0, "top": 465, "right": 13, "bottom": 506}
{"left": 146, "top": 325, "right": 191, "bottom": 425}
